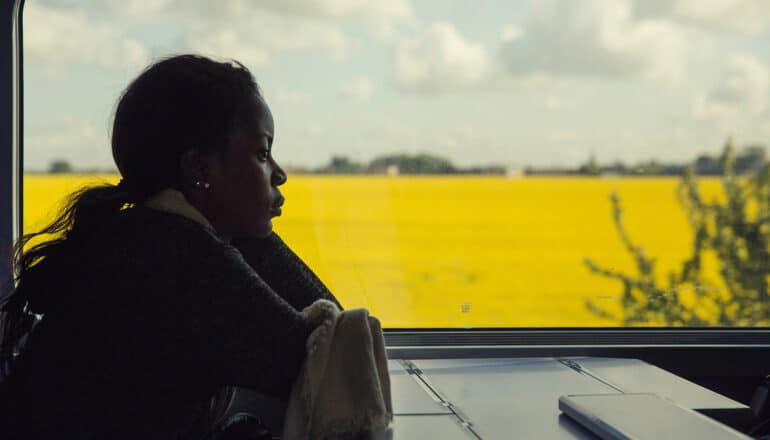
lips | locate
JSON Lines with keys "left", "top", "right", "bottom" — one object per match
{"left": 271, "top": 196, "right": 285, "bottom": 216}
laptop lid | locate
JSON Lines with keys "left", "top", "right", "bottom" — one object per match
{"left": 559, "top": 393, "right": 751, "bottom": 440}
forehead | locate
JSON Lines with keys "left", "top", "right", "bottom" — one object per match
{"left": 254, "top": 96, "right": 274, "bottom": 135}
{"left": 226, "top": 96, "right": 273, "bottom": 153}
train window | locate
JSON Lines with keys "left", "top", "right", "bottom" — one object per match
{"left": 21, "top": 0, "right": 770, "bottom": 329}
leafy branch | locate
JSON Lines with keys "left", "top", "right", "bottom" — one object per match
{"left": 585, "top": 139, "right": 770, "bottom": 326}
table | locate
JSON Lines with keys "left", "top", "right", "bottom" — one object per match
{"left": 388, "top": 357, "right": 750, "bottom": 439}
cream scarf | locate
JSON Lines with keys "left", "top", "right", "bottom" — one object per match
{"left": 284, "top": 299, "right": 393, "bottom": 439}
{"left": 144, "top": 188, "right": 215, "bottom": 232}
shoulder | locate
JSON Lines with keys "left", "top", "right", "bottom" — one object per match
{"left": 110, "top": 206, "right": 220, "bottom": 243}
{"left": 70, "top": 207, "right": 257, "bottom": 311}
{"left": 85, "top": 206, "right": 233, "bottom": 267}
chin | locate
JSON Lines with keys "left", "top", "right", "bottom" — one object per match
{"left": 249, "top": 221, "right": 273, "bottom": 238}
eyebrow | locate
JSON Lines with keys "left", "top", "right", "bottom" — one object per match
{"left": 262, "top": 130, "right": 274, "bottom": 145}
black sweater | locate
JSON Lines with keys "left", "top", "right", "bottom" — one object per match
{"left": 0, "top": 206, "right": 339, "bottom": 439}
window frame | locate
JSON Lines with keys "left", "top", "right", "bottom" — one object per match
{"left": 4, "top": 0, "right": 770, "bottom": 383}
{"left": 0, "top": 0, "right": 22, "bottom": 286}
{"left": 384, "top": 329, "right": 770, "bottom": 379}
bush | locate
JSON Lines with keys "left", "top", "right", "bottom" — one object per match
{"left": 585, "top": 140, "right": 770, "bottom": 326}
{"left": 48, "top": 160, "right": 73, "bottom": 174}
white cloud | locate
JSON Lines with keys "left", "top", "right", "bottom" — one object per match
{"left": 183, "top": 30, "right": 271, "bottom": 68}
{"left": 180, "top": 9, "right": 354, "bottom": 69}
{"left": 393, "top": 21, "right": 493, "bottom": 94}
{"left": 674, "top": 0, "right": 770, "bottom": 33}
{"left": 32, "top": 1, "right": 360, "bottom": 72}
{"left": 339, "top": 77, "right": 375, "bottom": 101}
{"left": 500, "top": 24, "right": 524, "bottom": 43}
{"left": 267, "top": 86, "right": 313, "bottom": 107}
{"left": 250, "top": 0, "right": 412, "bottom": 20}
{"left": 296, "top": 121, "right": 323, "bottom": 138}
{"left": 633, "top": 0, "right": 770, "bottom": 34}
{"left": 151, "top": 0, "right": 412, "bottom": 21}
{"left": 104, "top": 0, "right": 174, "bottom": 18}
{"left": 501, "top": 0, "right": 687, "bottom": 82}
{"left": 172, "top": 1, "right": 355, "bottom": 67}
{"left": 544, "top": 95, "right": 567, "bottom": 110}
{"left": 24, "top": 3, "right": 150, "bottom": 73}
{"left": 695, "top": 54, "right": 770, "bottom": 132}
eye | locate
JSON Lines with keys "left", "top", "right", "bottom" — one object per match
{"left": 256, "top": 149, "right": 269, "bottom": 162}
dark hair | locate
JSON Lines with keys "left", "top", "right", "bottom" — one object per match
{"left": 0, "top": 54, "right": 262, "bottom": 376}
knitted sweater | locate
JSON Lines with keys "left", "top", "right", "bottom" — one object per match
{"left": 0, "top": 205, "right": 339, "bottom": 439}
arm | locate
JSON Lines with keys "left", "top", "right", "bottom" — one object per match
{"left": 230, "top": 233, "right": 342, "bottom": 311}
{"left": 177, "top": 239, "right": 312, "bottom": 398}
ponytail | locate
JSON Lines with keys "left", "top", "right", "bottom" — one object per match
{"left": 0, "top": 182, "right": 145, "bottom": 376}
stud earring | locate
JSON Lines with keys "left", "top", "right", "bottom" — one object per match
{"left": 194, "top": 181, "right": 211, "bottom": 190}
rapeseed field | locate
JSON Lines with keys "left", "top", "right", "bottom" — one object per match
{"left": 23, "top": 174, "right": 722, "bottom": 328}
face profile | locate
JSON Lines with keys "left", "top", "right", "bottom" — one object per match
{"left": 190, "top": 96, "right": 287, "bottom": 239}
{"left": 108, "top": 55, "right": 285, "bottom": 240}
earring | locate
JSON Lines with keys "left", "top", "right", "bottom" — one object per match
{"left": 194, "top": 181, "right": 211, "bottom": 190}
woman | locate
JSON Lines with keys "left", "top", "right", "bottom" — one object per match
{"left": 0, "top": 54, "right": 339, "bottom": 439}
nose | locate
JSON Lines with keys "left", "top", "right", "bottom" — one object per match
{"left": 272, "top": 161, "right": 287, "bottom": 186}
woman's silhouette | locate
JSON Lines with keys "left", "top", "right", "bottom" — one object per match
{"left": 0, "top": 54, "right": 339, "bottom": 439}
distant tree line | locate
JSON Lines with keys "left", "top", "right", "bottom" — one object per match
{"left": 530, "top": 144, "right": 766, "bottom": 177}
{"left": 48, "top": 160, "right": 73, "bottom": 174}
{"left": 310, "top": 145, "right": 766, "bottom": 176}
{"left": 42, "top": 154, "right": 506, "bottom": 176}
{"left": 41, "top": 143, "right": 768, "bottom": 176}
{"left": 35, "top": 159, "right": 115, "bottom": 174}
{"left": 310, "top": 153, "right": 506, "bottom": 175}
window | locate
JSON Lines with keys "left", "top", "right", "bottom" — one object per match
{"left": 21, "top": 0, "right": 770, "bottom": 330}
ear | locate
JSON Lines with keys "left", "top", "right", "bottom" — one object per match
{"left": 180, "top": 149, "right": 213, "bottom": 187}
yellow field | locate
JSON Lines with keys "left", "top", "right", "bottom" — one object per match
{"left": 23, "top": 175, "right": 723, "bottom": 328}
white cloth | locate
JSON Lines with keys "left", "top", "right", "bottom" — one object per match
{"left": 283, "top": 299, "right": 393, "bottom": 439}
{"left": 144, "top": 188, "right": 216, "bottom": 231}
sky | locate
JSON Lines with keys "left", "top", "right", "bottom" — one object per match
{"left": 21, "top": 0, "right": 770, "bottom": 171}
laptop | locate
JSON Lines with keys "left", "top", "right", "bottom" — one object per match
{"left": 559, "top": 393, "right": 752, "bottom": 440}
